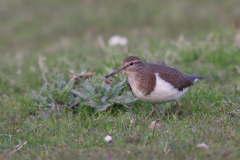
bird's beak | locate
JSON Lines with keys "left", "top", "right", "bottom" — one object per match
{"left": 105, "top": 67, "right": 123, "bottom": 78}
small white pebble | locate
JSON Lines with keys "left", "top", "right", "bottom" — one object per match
{"left": 197, "top": 143, "right": 209, "bottom": 150}
{"left": 104, "top": 135, "right": 112, "bottom": 143}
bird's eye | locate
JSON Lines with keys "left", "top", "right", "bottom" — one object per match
{"left": 129, "top": 62, "right": 134, "bottom": 66}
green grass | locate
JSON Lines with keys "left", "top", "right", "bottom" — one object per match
{"left": 1, "top": 0, "right": 240, "bottom": 159}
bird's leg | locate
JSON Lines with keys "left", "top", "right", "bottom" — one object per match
{"left": 175, "top": 101, "right": 181, "bottom": 116}
{"left": 145, "top": 104, "right": 156, "bottom": 120}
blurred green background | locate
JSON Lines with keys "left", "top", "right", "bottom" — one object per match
{"left": 1, "top": 1, "right": 240, "bottom": 159}
{"left": 1, "top": 0, "right": 240, "bottom": 52}
{"left": 1, "top": 0, "right": 239, "bottom": 51}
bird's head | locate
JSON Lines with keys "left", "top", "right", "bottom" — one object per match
{"left": 105, "top": 56, "right": 144, "bottom": 78}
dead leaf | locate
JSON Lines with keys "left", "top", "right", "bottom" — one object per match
{"left": 29, "top": 115, "right": 36, "bottom": 120}
{"left": 129, "top": 118, "right": 135, "bottom": 127}
{"left": 68, "top": 101, "right": 79, "bottom": 109}
{"left": 126, "top": 133, "right": 141, "bottom": 143}
{"left": 12, "top": 140, "right": 27, "bottom": 154}
{"left": 54, "top": 98, "right": 78, "bottom": 110}
{"left": 16, "top": 129, "right": 22, "bottom": 133}
{"left": 14, "top": 118, "right": 19, "bottom": 123}
{"left": 147, "top": 121, "right": 162, "bottom": 130}
{"left": 125, "top": 149, "right": 131, "bottom": 154}
{"left": 69, "top": 72, "right": 95, "bottom": 84}
{"left": 38, "top": 124, "right": 47, "bottom": 127}
{"left": 101, "top": 78, "right": 112, "bottom": 88}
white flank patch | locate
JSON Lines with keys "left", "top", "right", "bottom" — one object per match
{"left": 132, "top": 73, "right": 189, "bottom": 104}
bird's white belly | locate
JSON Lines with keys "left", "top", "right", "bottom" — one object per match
{"left": 132, "top": 73, "right": 189, "bottom": 104}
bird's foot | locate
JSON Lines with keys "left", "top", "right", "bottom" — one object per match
{"left": 174, "top": 101, "right": 181, "bottom": 116}
{"left": 145, "top": 105, "right": 156, "bottom": 120}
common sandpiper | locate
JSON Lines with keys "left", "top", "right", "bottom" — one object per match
{"left": 105, "top": 56, "right": 207, "bottom": 120}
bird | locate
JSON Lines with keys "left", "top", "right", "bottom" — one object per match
{"left": 105, "top": 56, "right": 207, "bottom": 120}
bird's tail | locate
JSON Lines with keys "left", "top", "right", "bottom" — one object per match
{"left": 187, "top": 75, "right": 208, "bottom": 83}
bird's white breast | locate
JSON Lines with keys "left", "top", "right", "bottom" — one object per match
{"left": 132, "top": 73, "right": 189, "bottom": 104}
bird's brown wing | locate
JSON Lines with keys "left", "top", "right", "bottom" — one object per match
{"left": 128, "top": 64, "right": 193, "bottom": 97}
{"left": 149, "top": 64, "right": 193, "bottom": 91}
